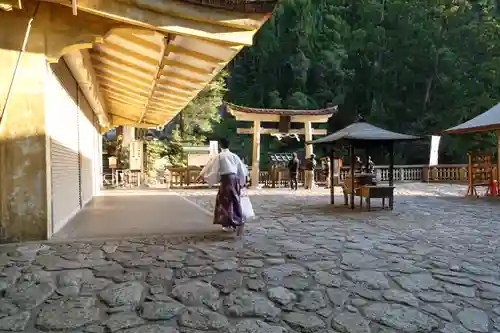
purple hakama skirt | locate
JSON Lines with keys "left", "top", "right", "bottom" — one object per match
{"left": 214, "top": 173, "right": 243, "bottom": 228}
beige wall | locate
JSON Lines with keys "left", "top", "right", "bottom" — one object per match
{"left": 0, "top": 8, "right": 103, "bottom": 242}
{"left": 0, "top": 8, "right": 49, "bottom": 242}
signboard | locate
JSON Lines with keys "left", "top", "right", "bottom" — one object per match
{"left": 129, "top": 140, "right": 143, "bottom": 171}
{"left": 188, "top": 153, "right": 212, "bottom": 167}
{"left": 429, "top": 136, "right": 441, "bottom": 166}
{"left": 108, "top": 156, "right": 117, "bottom": 169}
{"left": 209, "top": 141, "right": 218, "bottom": 156}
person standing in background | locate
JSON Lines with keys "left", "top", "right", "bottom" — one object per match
{"left": 287, "top": 152, "right": 300, "bottom": 190}
{"left": 323, "top": 157, "right": 331, "bottom": 188}
{"left": 304, "top": 154, "right": 316, "bottom": 190}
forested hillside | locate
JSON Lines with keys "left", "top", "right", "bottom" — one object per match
{"left": 172, "top": 0, "right": 500, "bottom": 165}
{"left": 224, "top": 0, "right": 500, "bottom": 164}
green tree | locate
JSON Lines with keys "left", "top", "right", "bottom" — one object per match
{"left": 225, "top": 0, "right": 500, "bottom": 164}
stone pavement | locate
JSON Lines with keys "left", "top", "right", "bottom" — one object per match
{"left": 1, "top": 183, "right": 500, "bottom": 333}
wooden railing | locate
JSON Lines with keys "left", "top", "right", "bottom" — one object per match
{"left": 162, "top": 164, "right": 470, "bottom": 188}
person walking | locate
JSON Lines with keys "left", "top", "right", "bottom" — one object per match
{"left": 287, "top": 152, "right": 300, "bottom": 190}
{"left": 323, "top": 157, "right": 331, "bottom": 188}
{"left": 196, "top": 138, "right": 248, "bottom": 237}
{"left": 304, "top": 154, "right": 316, "bottom": 190}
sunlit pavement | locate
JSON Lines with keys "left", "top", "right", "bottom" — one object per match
{"left": 1, "top": 183, "right": 500, "bottom": 332}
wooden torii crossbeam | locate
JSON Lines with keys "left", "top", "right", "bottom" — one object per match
{"left": 226, "top": 102, "right": 338, "bottom": 188}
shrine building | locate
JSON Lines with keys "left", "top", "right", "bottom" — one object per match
{"left": 0, "top": 0, "right": 277, "bottom": 242}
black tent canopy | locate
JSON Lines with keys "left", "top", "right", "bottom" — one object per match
{"left": 310, "top": 119, "right": 422, "bottom": 209}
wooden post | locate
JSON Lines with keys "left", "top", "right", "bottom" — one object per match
{"left": 388, "top": 142, "right": 395, "bottom": 187}
{"left": 349, "top": 144, "right": 355, "bottom": 210}
{"left": 251, "top": 120, "right": 261, "bottom": 189}
{"left": 330, "top": 148, "right": 335, "bottom": 204}
{"left": 304, "top": 121, "right": 313, "bottom": 157}
{"left": 497, "top": 130, "right": 500, "bottom": 190}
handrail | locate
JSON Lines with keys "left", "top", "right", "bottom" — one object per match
{"left": 162, "top": 164, "right": 470, "bottom": 188}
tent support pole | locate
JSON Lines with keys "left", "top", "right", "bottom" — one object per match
{"left": 389, "top": 142, "right": 394, "bottom": 187}
{"left": 330, "top": 147, "right": 335, "bottom": 204}
{"left": 350, "top": 144, "right": 355, "bottom": 210}
{"left": 497, "top": 130, "right": 500, "bottom": 189}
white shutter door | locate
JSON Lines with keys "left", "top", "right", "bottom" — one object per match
{"left": 78, "top": 91, "right": 94, "bottom": 206}
{"left": 94, "top": 117, "right": 103, "bottom": 196}
{"left": 47, "top": 61, "right": 81, "bottom": 234}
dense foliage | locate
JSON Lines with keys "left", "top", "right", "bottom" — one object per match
{"left": 218, "top": 0, "right": 500, "bottom": 164}
{"left": 144, "top": 71, "right": 229, "bottom": 169}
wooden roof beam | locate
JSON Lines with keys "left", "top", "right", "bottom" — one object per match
{"left": 156, "top": 88, "right": 194, "bottom": 98}
{"left": 163, "top": 59, "right": 214, "bottom": 76}
{"left": 151, "top": 95, "right": 187, "bottom": 105}
{"left": 158, "top": 72, "right": 205, "bottom": 85}
{"left": 0, "top": 0, "right": 22, "bottom": 10}
{"left": 63, "top": 49, "right": 110, "bottom": 127}
{"left": 91, "top": 52, "right": 156, "bottom": 77}
{"left": 93, "top": 62, "right": 152, "bottom": 84}
{"left": 107, "top": 96, "right": 145, "bottom": 108}
{"left": 122, "top": 0, "right": 268, "bottom": 30}
{"left": 97, "top": 42, "right": 159, "bottom": 67}
{"left": 95, "top": 71, "right": 152, "bottom": 90}
{"left": 110, "top": 113, "right": 158, "bottom": 127}
{"left": 154, "top": 90, "right": 191, "bottom": 100}
{"left": 104, "top": 90, "right": 148, "bottom": 103}
{"left": 165, "top": 44, "right": 227, "bottom": 64}
{"left": 139, "top": 36, "right": 169, "bottom": 124}
{"left": 100, "top": 84, "right": 150, "bottom": 98}
{"left": 157, "top": 81, "right": 198, "bottom": 92}
{"left": 111, "top": 30, "right": 163, "bottom": 53}
{"left": 98, "top": 79, "right": 149, "bottom": 96}
{"left": 43, "top": 0, "right": 262, "bottom": 46}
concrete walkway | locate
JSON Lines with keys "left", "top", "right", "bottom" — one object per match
{"left": 53, "top": 189, "right": 217, "bottom": 240}
{"left": 1, "top": 183, "right": 500, "bottom": 333}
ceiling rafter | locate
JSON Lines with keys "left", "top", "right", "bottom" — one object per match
{"left": 156, "top": 88, "right": 193, "bottom": 98}
{"left": 91, "top": 53, "right": 156, "bottom": 76}
{"left": 152, "top": 92, "right": 188, "bottom": 103}
{"left": 165, "top": 44, "right": 226, "bottom": 64}
{"left": 105, "top": 95, "right": 147, "bottom": 109}
{"left": 102, "top": 92, "right": 149, "bottom": 106}
{"left": 100, "top": 85, "right": 150, "bottom": 98}
{"left": 95, "top": 72, "right": 152, "bottom": 90}
{"left": 157, "top": 81, "right": 197, "bottom": 92}
{"left": 99, "top": 79, "right": 149, "bottom": 96}
{"left": 107, "top": 95, "right": 145, "bottom": 107}
{"left": 162, "top": 59, "right": 214, "bottom": 76}
{"left": 158, "top": 72, "right": 205, "bottom": 85}
{"left": 147, "top": 100, "right": 179, "bottom": 111}
{"left": 111, "top": 30, "right": 163, "bottom": 53}
{"left": 139, "top": 35, "right": 170, "bottom": 124}
{"left": 94, "top": 64, "right": 152, "bottom": 84}
{"left": 98, "top": 42, "right": 159, "bottom": 67}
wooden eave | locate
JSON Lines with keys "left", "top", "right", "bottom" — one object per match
{"left": 26, "top": 0, "right": 278, "bottom": 128}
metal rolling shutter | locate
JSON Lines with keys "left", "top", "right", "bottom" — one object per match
{"left": 78, "top": 90, "right": 94, "bottom": 206}
{"left": 47, "top": 61, "right": 81, "bottom": 234}
{"left": 94, "top": 116, "right": 103, "bottom": 195}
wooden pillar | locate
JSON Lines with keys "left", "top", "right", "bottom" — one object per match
{"left": 349, "top": 144, "right": 355, "bottom": 210}
{"left": 497, "top": 130, "right": 500, "bottom": 187}
{"left": 388, "top": 142, "right": 395, "bottom": 187}
{"left": 251, "top": 120, "right": 261, "bottom": 189}
{"left": 304, "top": 121, "right": 313, "bottom": 157}
{"left": 330, "top": 148, "right": 335, "bottom": 204}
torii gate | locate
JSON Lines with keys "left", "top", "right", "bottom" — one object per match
{"left": 226, "top": 103, "right": 338, "bottom": 188}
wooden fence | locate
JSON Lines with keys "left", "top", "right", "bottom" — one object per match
{"left": 164, "top": 164, "right": 472, "bottom": 188}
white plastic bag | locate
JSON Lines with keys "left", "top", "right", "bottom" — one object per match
{"left": 240, "top": 191, "right": 255, "bottom": 221}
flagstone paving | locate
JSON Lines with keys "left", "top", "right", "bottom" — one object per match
{"left": 1, "top": 183, "right": 500, "bottom": 333}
